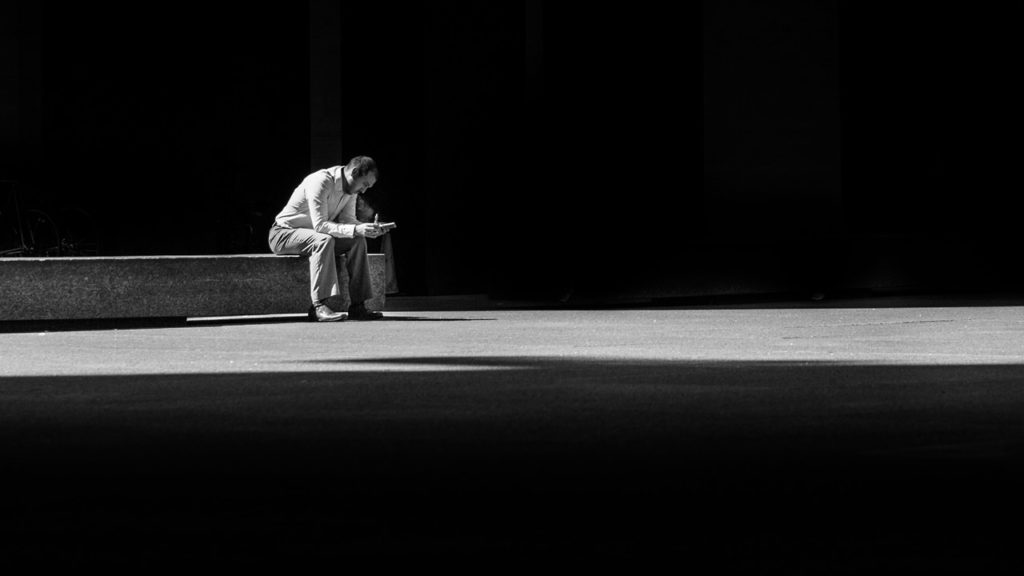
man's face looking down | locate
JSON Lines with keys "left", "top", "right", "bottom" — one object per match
{"left": 349, "top": 173, "right": 376, "bottom": 195}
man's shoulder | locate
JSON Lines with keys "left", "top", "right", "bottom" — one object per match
{"left": 302, "top": 167, "right": 341, "bottom": 188}
{"left": 320, "top": 166, "right": 343, "bottom": 180}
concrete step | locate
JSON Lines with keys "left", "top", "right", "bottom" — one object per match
{"left": 0, "top": 254, "right": 385, "bottom": 321}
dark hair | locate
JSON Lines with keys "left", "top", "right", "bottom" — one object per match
{"left": 347, "top": 156, "right": 378, "bottom": 179}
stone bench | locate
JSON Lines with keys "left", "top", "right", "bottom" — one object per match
{"left": 0, "top": 254, "right": 385, "bottom": 321}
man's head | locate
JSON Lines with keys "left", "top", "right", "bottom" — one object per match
{"left": 344, "top": 156, "right": 378, "bottom": 195}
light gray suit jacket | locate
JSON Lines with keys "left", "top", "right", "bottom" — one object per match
{"left": 274, "top": 166, "right": 359, "bottom": 238}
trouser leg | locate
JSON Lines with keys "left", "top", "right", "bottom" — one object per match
{"left": 382, "top": 233, "right": 399, "bottom": 294}
{"left": 332, "top": 235, "right": 374, "bottom": 305}
{"left": 268, "top": 225, "right": 340, "bottom": 304}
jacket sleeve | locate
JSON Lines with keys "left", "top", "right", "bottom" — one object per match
{"left": 336, "top": 194, "right": 359, "bottom": 225}
{"left": 305, "top": 174, "right": 357, "bottom": 238}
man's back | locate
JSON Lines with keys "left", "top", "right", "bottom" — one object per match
{"left": 275, "top": 167, "right": 357, "bottom": 234}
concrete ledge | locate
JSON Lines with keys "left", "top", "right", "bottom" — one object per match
{"left": 0, "top": 254, "right": 385, "bottom": 321}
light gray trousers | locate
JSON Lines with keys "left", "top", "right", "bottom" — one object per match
{"left": 268, "top": 224, "right": 374, "bottom": 306}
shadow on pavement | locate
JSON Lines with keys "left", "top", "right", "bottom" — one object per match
{"left": 0, "top": 317, "right": 188, "bottom": 334}
{"left": 0, "top": 315, "right": 497, "bottom": 333}
{"left": 186, "top": 314, "right": 497, "bottom": 327}
{"left": 647, "top": 291, "right": 1024, "bottom": 310}
{"left": 2, "top": 357, "right": 1024, "bottom": 569}
{"left": 377, "top": 315, "right": 497, "bottom": 322}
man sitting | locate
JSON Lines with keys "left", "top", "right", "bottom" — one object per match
{"left": 268, "top": 156, "right": 388, "bottom": 322}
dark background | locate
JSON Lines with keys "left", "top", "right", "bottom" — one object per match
{"left": 2, "top": 1, "right": 1021, "bottom": 302}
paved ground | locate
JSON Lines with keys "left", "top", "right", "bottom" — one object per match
{"left": 2, "top": 299, "right": 1024, "bottom": 569}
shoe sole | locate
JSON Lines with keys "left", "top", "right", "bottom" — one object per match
{"left": 313, "top": 314, "right": 347, "bottom": 322}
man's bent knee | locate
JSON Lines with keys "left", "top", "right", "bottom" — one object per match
{"left": 310, "top": 233, "right": 335, "bottom": 252}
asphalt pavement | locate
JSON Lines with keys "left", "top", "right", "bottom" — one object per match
{"left": 2, "top": 299, "right": 1023, "bottom": 570}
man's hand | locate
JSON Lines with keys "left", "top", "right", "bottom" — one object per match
{"left": 355, "top": 223, "right": 385, "bottom": 238}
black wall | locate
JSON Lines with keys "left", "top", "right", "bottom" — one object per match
{"left": 701, "top": 0, "right": 1023, "bottom": 297}
{"left": 340, "top": 2, "right": 538, "bottom": 297}
{"left": 4, "top": 2, "right": 1020, "bottom": 300}
{"left": 5, "top": 1, "right": 548, "bottom": 297}
{"left": 6, "top": 2, "right": 310, "bottom": 256}
{"left": 536, "top": 5, "right": 694, "bottom": 300}
{"left": 703, "top": 0, "right": 842, "bottom": 296}
{"left": 838, "top": 2, "right": 1022, "bottom": 292}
